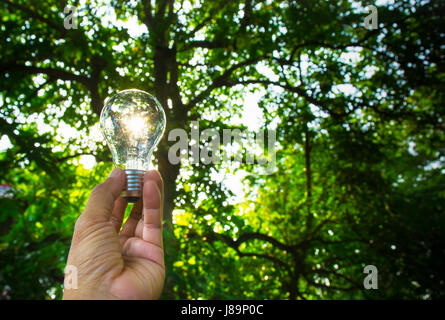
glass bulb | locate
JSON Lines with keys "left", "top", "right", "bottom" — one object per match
{"left": 100, "top": 89, "right": 166, "bottom": 202}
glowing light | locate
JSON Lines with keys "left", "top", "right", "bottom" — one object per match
{"left": 125, "top": 115, "right": 146, "bottom": 139}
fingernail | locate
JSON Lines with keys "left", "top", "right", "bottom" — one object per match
{"left": 109, "top": 168, "right": 121, "bottom": 178}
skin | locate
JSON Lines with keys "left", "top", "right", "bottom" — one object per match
{"left": 63, "top": 168, "right": 165, "bottom": 300}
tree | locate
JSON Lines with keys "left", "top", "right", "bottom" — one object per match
{"left": 0, "top": 0, "right": 444, "bottom": 299}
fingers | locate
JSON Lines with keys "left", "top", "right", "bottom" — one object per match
{"left": 142, "top": 170, "right": 163, "bottom": 247}
{"left": 122, "top": 237, "right": 165, "bottom": 268}
{"left": 81, "top": 168, "right": 125, "bottom": 224}
{"left": 144, "top": 170, "right": 163, "bottom": 197}
{"left": 119, "top": 169, "right": 163, "bottom": 247}
{"left": 121, "top": 172, "right": 164, "bottom": 267}
{"left": 110, "top": 196, "right": 127, "bottom": 232}
{"left": 119, "top": 198, "right": 143, "bottom": 241}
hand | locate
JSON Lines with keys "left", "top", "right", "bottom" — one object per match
{"left": 63, "top": 168, "right": 165, "bottom": 300}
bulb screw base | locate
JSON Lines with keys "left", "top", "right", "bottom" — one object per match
{"left": 122, "top": 169, "right": 145, "bottom": 203}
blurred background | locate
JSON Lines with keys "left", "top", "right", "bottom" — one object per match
{"left": 0, "top": 0, "right": 444, "bottom": 299}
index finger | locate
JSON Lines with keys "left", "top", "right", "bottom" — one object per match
{"left": 142, "top": 170, "right": 163, "bottom": 247}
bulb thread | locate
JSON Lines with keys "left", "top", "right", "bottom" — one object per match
{"left": 123, "top": 169, "right": 145, "bottom": 203}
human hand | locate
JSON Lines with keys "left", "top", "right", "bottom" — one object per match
{"left": 63, "top": 168, "right": 165, "bottom": 300}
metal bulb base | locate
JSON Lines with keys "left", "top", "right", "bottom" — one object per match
{"left": 122, "top": 169, "right": 144, "bottom": 203}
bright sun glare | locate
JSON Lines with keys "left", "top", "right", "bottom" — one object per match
{"left": 126, "top": 116, "right": 146, "bottom": 138}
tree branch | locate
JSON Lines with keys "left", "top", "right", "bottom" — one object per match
{"left": 1, "top": 63, "right": 90, "bottom": 84}
{"left": 201, "top": 231, "right": 292, "bottom": 270}
{"left": 0, "top": 0, "right": 67, "bottom": 36}
{"left": 182, "top": 40, "right": 231, "bottom": 50}
{"left": 1, "top": 62, "right": 104, "bottom": 115}
{"left": 185, "top": 56, "right": 266, "bottom": 110}
{"left": 205, "top": 230, "right": 300, "bottom": 253}
{"left": 141, "top": 0, "right": 154, "bottom": 27}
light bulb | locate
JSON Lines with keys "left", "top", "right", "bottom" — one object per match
{"left": 100, "top": 89, "right": 166, "bottom": 202}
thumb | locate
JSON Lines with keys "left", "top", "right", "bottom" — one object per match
{"left": 81, "top": 168, "right": 125, "bottom": 223}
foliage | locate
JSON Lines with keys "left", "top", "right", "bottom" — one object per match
{"left": 0, "top": 0, "right": 444, "bottom": 299}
